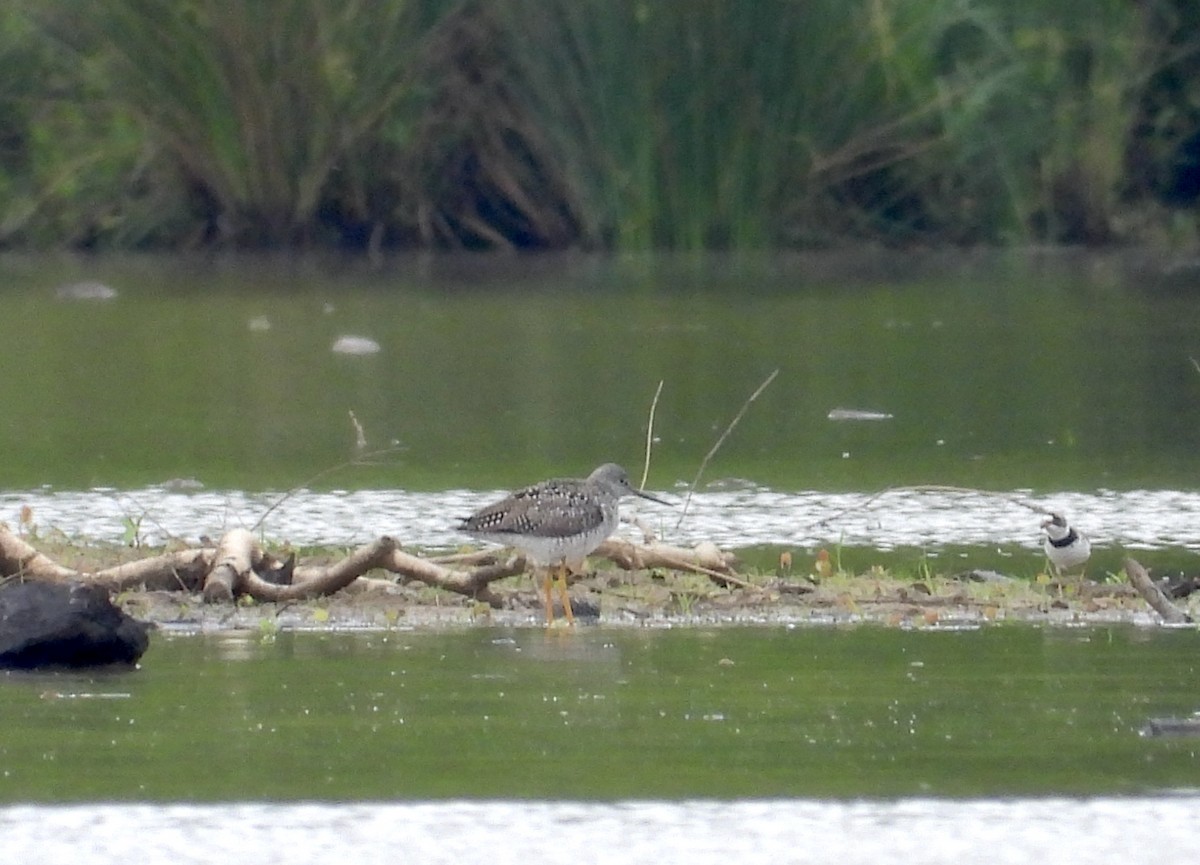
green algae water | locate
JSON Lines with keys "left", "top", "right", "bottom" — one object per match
{"left": 0, "top": 626, "right": 1195, "bottom": 803}
{"left": 2, "top": 250, "right": 1200, "bottom": 494}
{"left": 2, "top": 251, "right": 1199, "bottom": 863}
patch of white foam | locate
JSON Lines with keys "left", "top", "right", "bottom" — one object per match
{"left": 0, "top": 486, "right": 1196, "bottom": 552}
{"left": 0, "top": 797, "right": 1196, "bottom": 865}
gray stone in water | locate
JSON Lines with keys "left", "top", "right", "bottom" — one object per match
{"left": 0, "top": 581, "right": 151, "bottom": 669}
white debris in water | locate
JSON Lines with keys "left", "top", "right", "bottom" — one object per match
{"left": 248, "top": 316, "right": 272, "bottom": 331}
{"left": 827, "top": 408, "right": 894, "bottom": 421}
{"left": 332, "top": 335, "right": 381, "bottom": 355}
{"left": 54, "top": 281, "right": 117, "bottom": 301}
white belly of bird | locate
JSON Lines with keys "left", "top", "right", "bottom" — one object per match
{"left": 1046, "top": 537, "right": 1090, "bottom": 571}
{"left": 507, "top": 520, "right": 614, "bottom": 567}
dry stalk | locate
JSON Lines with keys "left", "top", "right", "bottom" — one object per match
{"left": 640, "top": 379, "right": 664, "bottom": 491}
{"left": 676, "top": 368, "right": 779, "bottom": 529}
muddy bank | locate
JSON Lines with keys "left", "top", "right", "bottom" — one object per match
{"left": 2, "top": 529, "right": 1183, "bottom": 633}
{"left": 119, "top": 568, "right": 1168, "bottom": 633}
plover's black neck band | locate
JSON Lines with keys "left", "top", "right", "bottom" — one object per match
{"left": 1049, "top": 529, "right": 1078, "bottom": 548}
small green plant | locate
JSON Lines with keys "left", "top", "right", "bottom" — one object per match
{"left": 120, "top": 515, "right": 143, "bottom": 548}
{"left": 915, "top": 553, "right": 935, "bottom": 584}
{"left": 258, "top": 617, "right": 279, "bottom": 643}
{"left": 674, "top": 591, "right": 698, "bottom": 616}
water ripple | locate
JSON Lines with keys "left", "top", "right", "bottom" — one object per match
{"left": 2, "top": 485, "right": 1199, "bottom": 553}
{"left": 0, "top": 797, "right": 1196, "bottom": 865}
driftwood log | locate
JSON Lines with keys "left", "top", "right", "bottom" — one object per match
{"left": 1124, "top": 557, "right": 1193, "bottom": 624}
{"left": 0, "top": 524, "right": 740, "bottom": 608}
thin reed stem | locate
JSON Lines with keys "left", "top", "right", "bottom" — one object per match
{"left": 676, "top": 369, "right": 779, "bottom": 529}
{"left": 640, "top": 379, "right": 664, "bottom": 491}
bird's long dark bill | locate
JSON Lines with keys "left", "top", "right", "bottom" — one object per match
{"left": 633, "top": 488, "right": 672, "bottom": 506}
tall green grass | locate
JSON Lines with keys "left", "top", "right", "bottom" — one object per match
{"left": 493, "top": 0, "right": 1158, "bottom": 249}
{"left": 395, "top": 3, "right": 583, "bottom": 248}
{"left": 37, "top": 0, "right": 456, "bottom": 246}
{"left": 0, "top": 6, "right": 142, "bottom": 246}
{"left": 960, "top": 0, "right": 1149, "bottom": 243}
{"left": 496, "top": 0, "right": 810, "bottom": 248}
{"left": 0, "top": 0, "right": 1192, "bottom": 251}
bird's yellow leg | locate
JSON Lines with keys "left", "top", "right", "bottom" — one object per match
{"left": 557, "top": 562, "right": 575, "bottom": 625}
{"left": 542, "top": 569, "right": 555, "bottom": 625}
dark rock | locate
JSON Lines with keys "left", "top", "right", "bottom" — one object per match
{"left": 258, "top": 552, "right": 296, "bottom": 586}
{"left": 1161, "top": 574, "right": 1200, "bottom": 600}
{"left": 954, "top": 569, "right": 1018, "bottom": 584}
{"left": 0, "top": 581, "right": 151, "bottom": 669}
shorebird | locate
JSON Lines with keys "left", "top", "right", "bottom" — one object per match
{"left": 1041, "top": 512, "right": 1091, "bottom": 577}
{"left": 457, "top": 463, "right": 671, "bottom": 624}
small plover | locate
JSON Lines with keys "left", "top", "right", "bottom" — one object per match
{"left": 1041, "top": 512, "right": 1091, "bottom": 577}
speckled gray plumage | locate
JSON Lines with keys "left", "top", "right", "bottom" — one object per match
{"left": 458, "top": 463, "right": 667, "bottom": 565}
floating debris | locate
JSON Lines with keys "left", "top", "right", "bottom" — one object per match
{"left": 1140, "top": 716, "right": 1200, "bottom": 737}
{"left": 248, "top": 316, "right": 272, "bottom": 332}
{"left": 827, "top": 408, "right": 894, "bottom": 421}
{"left": 159, "top": 477, "right": 205, "bottom": 492}
{"left": 40, "top": 691, "right": 132, "bottom": 701}
{"left": 55, "top": 281, "right": 117, "bottom": 301}
{"left": 332, "top": 335, "right": 381, "bottom": 355}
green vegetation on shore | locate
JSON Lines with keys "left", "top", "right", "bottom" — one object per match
{"left": 1, "top": 0, "right": 1198, "bottom": 252}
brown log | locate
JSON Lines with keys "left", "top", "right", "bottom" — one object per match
{"left": 203, "top": 529, "right": 260, "bottom": 603}
{"left": 1124, "top": 557, "right": 1193, "bottom": 624}
{"left": 0, "top": 525, "right": 78, "bottom": 581}
{"left": 1, "top": 521, "right": 738, "bottom": 610}
{"left": 245, "top": 536, "right": 398, "bottom": 601}
{"left": 92, "top": 549, "right": 214, "bottom": 592}
{"left": 1, "top": 524, "right": 214, "bottom": 591}
{"left": 383, "top": 546, "right": 520, "bottom": 606}
{"left": 239, "top": 538, "right": 523, "bottom": 607}
{"left": 594, "top": 537, "right": 748, "bottom": 587}
{"left": 594, "top": 537, "right": 736, "bottom": 571}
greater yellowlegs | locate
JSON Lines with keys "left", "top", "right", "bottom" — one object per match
{"left": 1041, "top": 512, "right": 1091, "bottom": 577}
{"left": 457, "top": 463, "right": 671, "bottom": 624}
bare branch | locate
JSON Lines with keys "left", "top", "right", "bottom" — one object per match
{"left": 0, "top": 525, "right": 77, "bottom": 581}
{"left": 677, "top": 368, "right": 779, "bottom": 529}
{"left": 1124, "top": 557, "right": 1192, "bottom": 624}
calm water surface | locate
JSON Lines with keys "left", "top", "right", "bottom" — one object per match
{"left": 1, "top": 628, "right": 1197, "bottom": 800}
{"left": 3, "top": 250, "right": 1199, "bottom": 567}
{"left": 0, "top": 628, "right": 1198, "bottom": 862}
{"left": 1, "top": 250, "right": 1200, "bottom": 495}
{"left": 3, "top": 252, "right": 1200, "bottom": 862}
